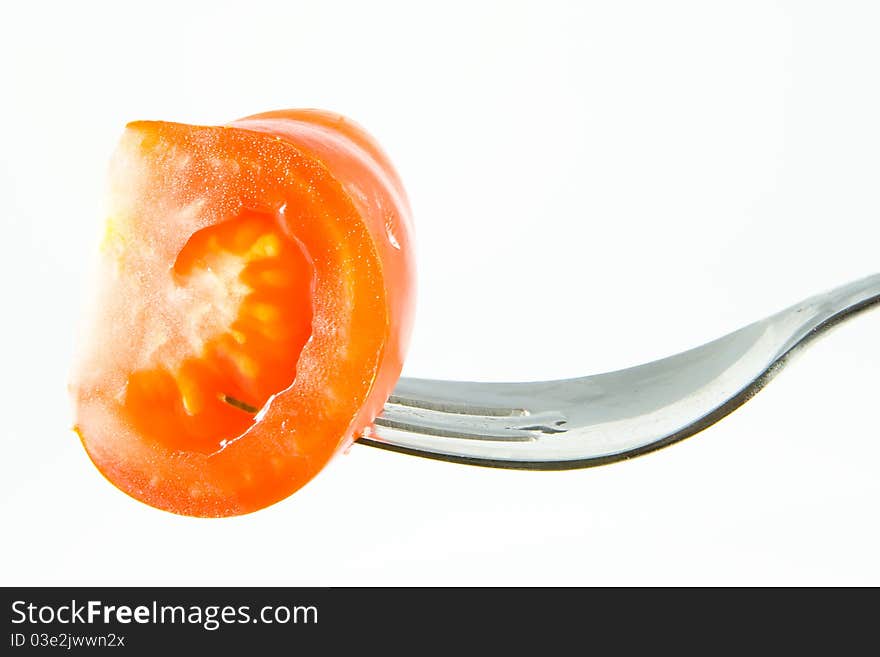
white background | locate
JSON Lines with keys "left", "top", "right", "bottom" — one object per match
{"left": 2, "top": 0, "right": 879, "bottom": 585}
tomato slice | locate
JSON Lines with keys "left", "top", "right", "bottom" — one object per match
{"left": 70, "top": 110, "right": 415, "bottom": 517}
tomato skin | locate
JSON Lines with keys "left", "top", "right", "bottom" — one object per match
{"left": 71, "top": 111, "right": 415, "bottom": 517}
{"left": 232, "top": 110, "right": 416, "bottom": 439}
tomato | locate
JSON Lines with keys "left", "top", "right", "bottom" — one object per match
{"left": 70, "top": 110, "right": 415, "bottom": 517}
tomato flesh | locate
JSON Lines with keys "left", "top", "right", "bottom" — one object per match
{"left": 124, "top": 210, "right": 314, "bottom": 455}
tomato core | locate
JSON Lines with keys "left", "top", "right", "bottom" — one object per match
{"left": 122, "top": 209, "right": 315, "bottom": 455}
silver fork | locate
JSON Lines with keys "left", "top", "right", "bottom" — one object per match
{"left": 359, "top": 274, "right": 880, "bottom": 468}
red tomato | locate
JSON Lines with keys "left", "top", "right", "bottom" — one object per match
{"left": 70, "top": 110, "right": 415, "bottom": 517}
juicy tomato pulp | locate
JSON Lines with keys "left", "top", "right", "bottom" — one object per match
{"left": 71, "top": 111, "right": 415, "bottom": 517}
{"left": 125, "top": 211, "right": 315, "bottom": 455}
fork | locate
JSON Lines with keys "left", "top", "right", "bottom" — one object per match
{"left": 359, "top": 274, "right": 880, "bottom": 468}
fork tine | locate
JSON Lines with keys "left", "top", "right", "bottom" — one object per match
{"left": 387, "top": 393, "right": 527, "bottom": 417}
{"left": 376, "top": 400, "right": 568, "bottom": 442}
{"left": 388, "top": 378, "right": 532, "bottom": 417}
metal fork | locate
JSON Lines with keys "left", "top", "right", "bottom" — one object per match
{"left": 359, "top": 274, "right": 880, "bottom": 468}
